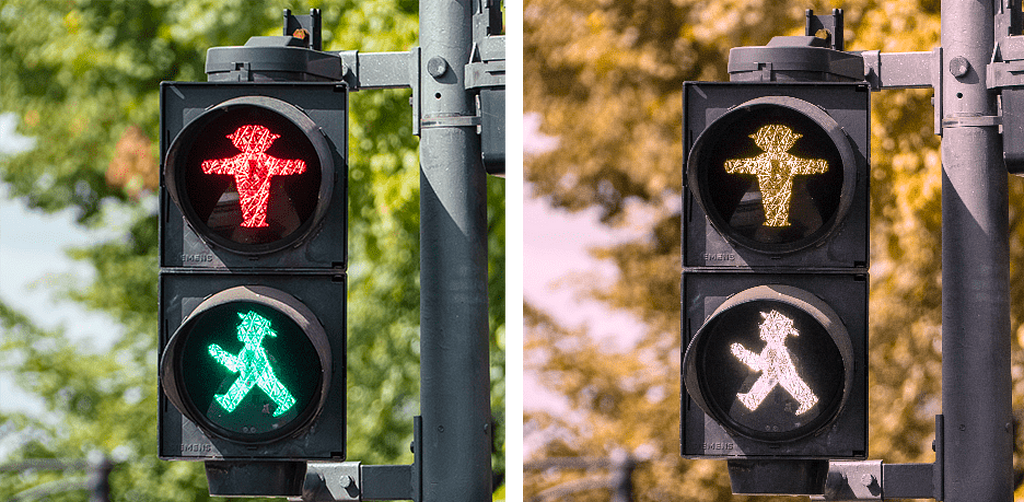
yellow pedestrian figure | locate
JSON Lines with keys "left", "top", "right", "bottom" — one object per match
{"left": 730, "top": 309, "right": 818, "bottom": 415}
{"left": 724, "top": 124, "right": 828, "bottom": 227}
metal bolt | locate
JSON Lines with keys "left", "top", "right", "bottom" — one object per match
{"left": 950, "top": 56, "right": 970, "bottom": 78}
{"left": 428, "top": 56, "right": 448, "bottom": 79}
{"left": 339, "top": 475, "right": 353, "bottom": 489}
{"left": 861, "top": 473, "right": 876, "bottom": 487}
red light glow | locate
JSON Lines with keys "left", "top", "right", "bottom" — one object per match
{"left": 201, "top": 124, "right": 307, "bottom": 228}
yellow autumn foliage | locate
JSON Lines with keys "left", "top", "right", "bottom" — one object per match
{"left": 525, "top": 0, "right": 1024, "bottom": 500}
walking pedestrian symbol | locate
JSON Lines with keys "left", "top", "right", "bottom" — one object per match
{"left": 208, "top": 310, "right": 296, "bottom": 417}
{"left": 730, "top": 309, "right": 818, "bottom": 415}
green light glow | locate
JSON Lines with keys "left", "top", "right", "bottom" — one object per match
{"left": 208, "top": 311, "right": 296, "bottom": 417}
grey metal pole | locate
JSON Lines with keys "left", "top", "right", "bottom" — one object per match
{"left": 940, "top": 0, "right": 1013, "bottom": 499}
{"left": 418, "top": 0, "right": 493, "bottom": 500}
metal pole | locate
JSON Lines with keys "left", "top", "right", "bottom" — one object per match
{"left": 940, "top": 0, "right": 1013, "bottom": 499}
{"left": 418, "top": 0, "right": 492, "bottom": 500}
{"left": 88, "top": 456, "right": 113, "bottom": 502}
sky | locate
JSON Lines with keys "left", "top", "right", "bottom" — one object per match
{"left": 0, "top": 113, "right": 128, "bottom": 424}
{"left": 521, "top": 114, "right": 648, "bottom": 352}
{"left": 520, "top": 114, "right": 651, "bottom": 456}
{"left": 522, "top": 193, "right": 649, "bottom": 354}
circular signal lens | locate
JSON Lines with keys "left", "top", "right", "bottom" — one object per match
{"left": 683, "top": 285, "right": 853, "bottom": 442}
{"left": 686, "top": 96, "right": 858, "bottom": 254}
{"left": 165, "top": 96, "right": 333, "bottom": 255}
{"left": 161, "top": 286, "right": 331, "bottom": 444}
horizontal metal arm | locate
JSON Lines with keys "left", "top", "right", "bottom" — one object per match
{"left": 812, "top": 460, "right": 940, "bottom": 501}
{"left": 858, "top": 49, "right": 940, "bottom": 90}
{"left": 856, "top": 48, "right": 944, "bottom": 134}
{"left": 335, "top": 50, "right": 417, "bottom": 90}
{"left": 815, "top": 416, "right": 943, "bottom": 501}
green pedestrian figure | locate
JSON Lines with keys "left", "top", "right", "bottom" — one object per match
{"left": 208, "top": 311, "right": 296, "bottom": 417}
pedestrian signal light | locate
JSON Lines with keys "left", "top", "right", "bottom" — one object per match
{"left": 159, "top": 82, "right": 346, "bottom": 464}
{"left": 686, "top": 95, "right": 857, "bottom": 255}
{"left": 724, "top": 124, "right": 828, "bottom": 228}
{"left": 683, "top": 285, "right": 853, "bottom": 443}
{"left": 164, "top": 95, "right": 334, "bottom": 255}
{"left": 680, "top": 81, "right": 868, "bottom": 462}
{"left": 161, "top": 285, "right": 331, "bottom": 445}
{"left": 201, "top": 124, "right": 308, "bottom": 230}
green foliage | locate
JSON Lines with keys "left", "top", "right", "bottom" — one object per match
{"left": 1, "top": 0, "right": 504, "bottom": 500}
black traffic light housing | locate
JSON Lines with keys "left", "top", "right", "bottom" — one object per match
{"left": 158, "top": 80, "right": 348, "bottom": 465}
{"left": 680, "top": 21, "right": 870, "bottom": 493}
{"left": 681, "top": 82, "right": 869, "bottom": 268}
{"left": 159, "top": 82, "right": 347, "bottom": 268}
{"left": 159, "top": 277, "right": 345, "bottom": 459}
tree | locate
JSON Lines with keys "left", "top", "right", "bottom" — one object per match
{"left": 0, "top": 0, "right": 505, "bottom": 499}
{"left": 525, "top": 0, "right": 1024, "bottom": 499}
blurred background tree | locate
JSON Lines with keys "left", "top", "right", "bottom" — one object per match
{"left": 524, "top": 0, "right": 1024, "bottom": 499}
{"left": 0, "top": 0, "right": 505, "bottom": 500}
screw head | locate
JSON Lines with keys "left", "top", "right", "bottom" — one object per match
{"left": 949, "top": 56, "right": 970, "bottom": 78}
{"left": 428, "top": 56, "right": 448, "bottom": 79}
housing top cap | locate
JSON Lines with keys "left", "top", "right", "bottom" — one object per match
{"left": 206, "top": 43, "right": 343, "bottom": 82}
{"left": 728, "top": 36, "right": 865, "bottom": 82}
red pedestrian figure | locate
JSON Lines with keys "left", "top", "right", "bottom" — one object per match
{"left": 201, "top": 124, "right": 306, "bottom": 228}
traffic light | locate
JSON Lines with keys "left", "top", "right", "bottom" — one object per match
{"left": 158, "top": 81, "right": 347, "bottom": 462}
{"left": 160, "top": 83, "right": 347, "bottom": 265}
{"left": 680, "top": 81, "right": 869, "bottom": 462}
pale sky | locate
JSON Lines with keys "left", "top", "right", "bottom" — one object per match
{"left": 0, "top": 114, "right": 132, "bottom": 438}
{"left": 521, "top": 114, "right": 651, "bottom": 457}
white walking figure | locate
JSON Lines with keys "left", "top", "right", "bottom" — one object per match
{"left": 730, "top": 309, "right": 818, "bottom": 415}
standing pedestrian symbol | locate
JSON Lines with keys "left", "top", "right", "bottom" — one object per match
{"left": 201, "top": 124, "right": 307, "bottom": 228}
{"left": 208, "top": 310, "right": 296, "bottom": 417}
{"left": 724, "top": 124, "right": 829, "bottom": 228}
{"left": 730, "top": 309, "right": 818, "bottom": 415}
